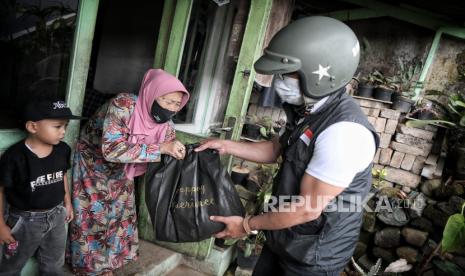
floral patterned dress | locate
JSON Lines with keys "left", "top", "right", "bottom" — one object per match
{"left": 69, "top": 93, "right": 175, "bottom": 275}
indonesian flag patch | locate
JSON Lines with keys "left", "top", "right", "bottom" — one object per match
{"left": 299, "top": 128, "right": 314, "bottom": 146}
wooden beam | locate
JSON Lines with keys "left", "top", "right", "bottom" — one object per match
{"left": 163, "top": 0, "right": 193, "bottom": 76}
{"left": 64, "top": 0, "right": 100, "bottom": 147}
{"left": 223, "top": 0, "right": 273, "bottom": 141}
{"left": 153, "top": 0, "right": 176, "bottom": 69}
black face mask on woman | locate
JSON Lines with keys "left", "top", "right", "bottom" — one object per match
{"left": 151, "top": 100, "right": 176, "bottom": 123}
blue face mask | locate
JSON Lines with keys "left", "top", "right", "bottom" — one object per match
{"left": 274, "top": 76, "right": 304, "bottom": 105}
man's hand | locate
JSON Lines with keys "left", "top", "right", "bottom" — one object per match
{"left": 194, "top": 140, "right": 229, "bottom": 155}
{"left": 0, "top": 224, "right": 15, "bottom": 245}
{"left": 65, "top": 202, "right": 74, "bottom": 223}
{"left": 210, "top": 215, "right": 247, "bottom": 239}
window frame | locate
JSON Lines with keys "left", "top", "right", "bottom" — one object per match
{"left": 174, "top": 3, "right": 236, "bottom": 135}
{"left": 0, "top": 0, "right": 97, "bottom": 152}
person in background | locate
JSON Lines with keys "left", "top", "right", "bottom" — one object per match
{"left": 0, "top": 100, "right": 80, "bottom": 275}
{"left": 69, "top": 69, "right": 190, "bottom": 276}
{"left": 196, "top": 17, "right": 379, "bottom": 275}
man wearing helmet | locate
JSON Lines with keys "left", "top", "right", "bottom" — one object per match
{"left": 196, "top": 16, "right": 379, "bottom": 275}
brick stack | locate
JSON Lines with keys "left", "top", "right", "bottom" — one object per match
{"left": 356, "top": 98, "right": 444, "bottom": 191}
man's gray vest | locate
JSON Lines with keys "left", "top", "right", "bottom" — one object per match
{"left": 265, "top": 90, "right": 380, "bottom": 269}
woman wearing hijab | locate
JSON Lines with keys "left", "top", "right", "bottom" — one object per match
{"left": 69, "top": 69, "right": 190, "bottom": 276}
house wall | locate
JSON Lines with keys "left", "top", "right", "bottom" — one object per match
{"left": 352, "top": 17, "right": 465, "bottom": 93}
{"left": 248, "top": 16, "right": 465, "bottom": 125}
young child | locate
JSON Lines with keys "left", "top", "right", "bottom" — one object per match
{"left": 0, "top": 100, "right": 82, "bottom": 275}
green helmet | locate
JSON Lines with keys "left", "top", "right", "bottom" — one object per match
{"left": 254, "top": 16, "right": 360, "bottom": 98}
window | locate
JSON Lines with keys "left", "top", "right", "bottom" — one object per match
{"left": 0, "top": 0, "right": 79, "bottom": 129}
{"left": 175, "top": 0, "right": 247, "bottom": 136}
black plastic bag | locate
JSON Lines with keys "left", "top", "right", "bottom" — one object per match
{"left": 145, "top": 144, "right": 245, "bottom": 242}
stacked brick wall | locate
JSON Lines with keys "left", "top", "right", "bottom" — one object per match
{"left": 357, "top": 98, "right": 444, "bottom": 192}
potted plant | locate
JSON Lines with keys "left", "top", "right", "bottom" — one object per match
{"left": 257, "top": 116, "right": 277, "bottom": 140}
{"left": 242, "top": 115, "right": 278, "bottom": 141}
{"left": 357, "top": 72, "right": 377, "bottom": 98}
{"left": 410, "top": 99, "right": 438, "bottom": 120}
{"left": 391, "top": 58, "right": 424, "bottom": 113}
{"left": 235, "top": 163, "right": 278, "bottom": 270}
{"left": 236, "top": 231, "right": 266, "bottom": 269}
{"left": 406, "top": 91, "right": 465, "bottom": 179}
{"left": 372, "top": 70, "right": 395, "bottom": 102}
{"left": 231, "top": 160, "right": 250, "bottom": 185}
{"left": 246, "top": 163, "right": 278, "bottom": 196}
{"left": 236, "top": 165, "right": 275, "bottom": 269}
{"left": 242, "top": 115, "right": 262, "bottom": 140}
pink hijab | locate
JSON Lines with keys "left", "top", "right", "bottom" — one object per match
{"left": 124, "top": 69, "right": 189, "bottom": 179}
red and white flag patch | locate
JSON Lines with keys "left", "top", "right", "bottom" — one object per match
{"left": 299, "top": 128, "right": 313, "bottom": 146}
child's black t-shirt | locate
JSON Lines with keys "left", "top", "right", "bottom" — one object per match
{"left": 0, "top": 140, "right": 71, "bottom": 210}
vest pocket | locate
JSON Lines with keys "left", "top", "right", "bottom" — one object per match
{"left": 266, "top": 228, "right": 320, "bottom": 265}
{"left": 266, "top": 215, "right": 327, "bottom": 265}
{"left": 284, "top": 139, "right": 312, "bottom": 171}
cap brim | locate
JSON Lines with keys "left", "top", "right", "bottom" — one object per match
{"left": 254, "top": 52, "right": 301, "bottom": 75}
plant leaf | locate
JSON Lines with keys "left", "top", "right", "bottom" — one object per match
{"left": 368, "top": 258, "right": 382, "bottom": 276}
{"left": 351, "top": 257, "right": 367, "bottom": 276}
{"left": 432, "top": 259, "right": 465, "bottom": 276}
{"left": 405, "top": 119, "right": 455, "bottom": 128}
{"left": 452, "top": 100, "right": 465, "bottom": 109}
{"left": 425, "top": 90, "right": 445, "bottom": 97}
{"left": 259, "top": 127, "right": 267, "bottom": 138}
{"left": 223, "top": 238, "right": 239, "bottom": 246}
{"left": 460, "top": 115, "right": 465, "bottom": 127}
{"left": 243, "top": 242, "right": 253, "bottom": 257}
{"left": 442, "top": 214, "right": 465, "bottom": 253}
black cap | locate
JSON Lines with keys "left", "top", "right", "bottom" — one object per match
{"left": 23, "top": 100, "right": 84, "bottom": 122}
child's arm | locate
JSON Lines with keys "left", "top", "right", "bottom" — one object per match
{"left": 63, "top": 175, "right": 73, "bottom": 223}
{"left": 0, "top": 186, "right": 16, "bottom": 244}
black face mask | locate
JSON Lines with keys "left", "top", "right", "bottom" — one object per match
{"left": 151, "top": 100, "right": 176, "bottom": 123}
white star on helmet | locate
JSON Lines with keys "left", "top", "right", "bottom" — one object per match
{"left": 312, "top": 64, "right": 331, "bottom": 81}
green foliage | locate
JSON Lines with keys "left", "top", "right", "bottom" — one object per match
{"left": 252, "top": 163, "right": 279, "bottom": 213}
{"left": 245, "top": 115, "right": 276, "bottom": 139}
{"left": 361, "top": 71, "right": 379, "bottom": 86}
{"left": 233, "top": 163, "right": 278, "bottom": 255}
{"left": 432, "top": 259, "right": 465, "bottom": 276}
{"left": 390, "top": 57, "right": 423, "bottom": 98}
{"left": 371, "top": 168, "right": 387, "bottom": 188}
{"left": 241, "top": 231, "right": 266, "bottom": 257}
{"left": 351, "top": 257, "right": 382, "bottom": 276}
{"left": 406, "top": 91, "right": 465, "bottom": 129}
{"left": 441, "top": 203, "right": 465, "bottom": 253}
{"left": 258, "top": 116, "right": 276, "bottom": 138}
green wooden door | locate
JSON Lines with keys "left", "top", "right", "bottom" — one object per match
{"left": 137, "top": 0, "right": 272, "bottom": 259}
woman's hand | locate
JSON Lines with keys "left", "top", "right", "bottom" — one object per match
{"left": 160, "top": 140, "right": 186, "bottom": 159}
{"left": 194, "top": 139, "right": 229, "bottom": 155}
